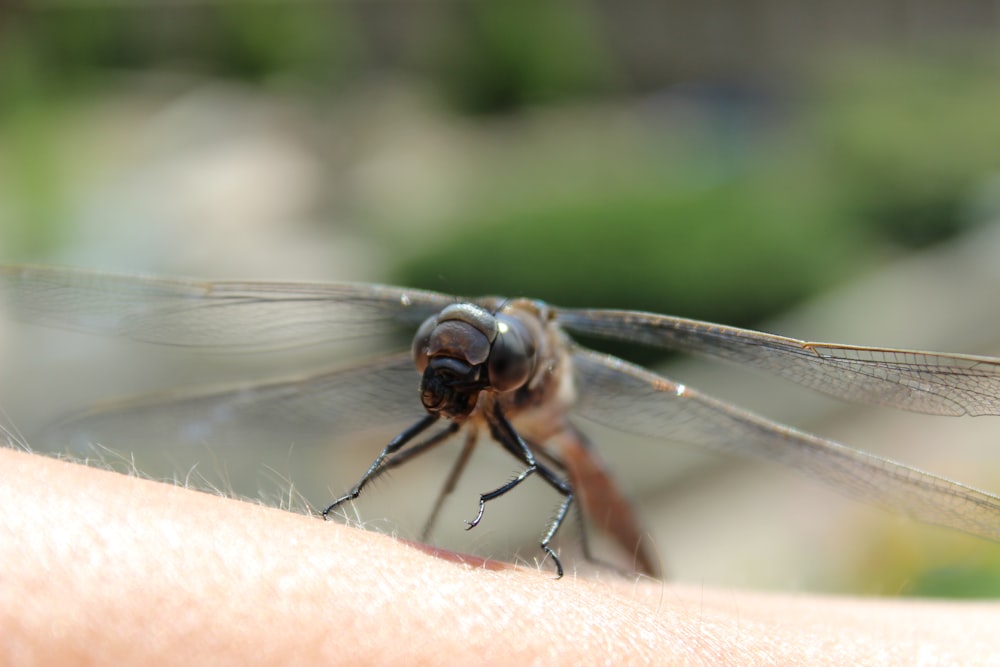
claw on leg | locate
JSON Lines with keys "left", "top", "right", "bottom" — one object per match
{"left": 465, "top": 498, "right": 487, "bottom": 530}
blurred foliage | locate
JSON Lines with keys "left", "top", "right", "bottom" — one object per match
{"left": 0, "top": 4, "right": 353, "bottom": 89}
{"left": 391, "top": 170, "right": 860, "bottom": 327}
{"left": 812, "top": 50, "right": 1000, "bottom": 248}
{"left": 2, "top": 5, "right": 1000, "bottom": 322}
{"left": 0, "top": 26, "right": 76, "bottom": 257}
{"left": 0, "top": 2, "right": 349, "bottom": 258}
{"left": 845, "top": 528, "right": 1000, "bottom": 598}
{"left": 391, "top": 51, "right": 1000, "bottom": 334}
{"left": 212, "top": 3, "right": 353, "bottom": 84}
{"left": 424, "top": 0, "right": 616, "bottom": 114}
{"left": 906, "top": 566, "right": 1000, "bottom": 599}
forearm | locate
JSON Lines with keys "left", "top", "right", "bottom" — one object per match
{"left": 1, "top": 448, "right": 996, "bottom": 666}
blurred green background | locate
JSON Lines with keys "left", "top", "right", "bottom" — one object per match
{"left": 3, "top": 0, "right": 1000, "bottom": 596}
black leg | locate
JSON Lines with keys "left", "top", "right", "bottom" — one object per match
{"left": 419, "top": 429, "right": 478, "bottom": 541}
{"left": 376, "top": 421, "right": 462, "bottom": 476}
{"left": 468, "top": 403, "right": 575, "bottom": 579}
{"left": 322, "top": 414, "right": 441, "bottom": 518}
{"left": 525, "top": 445, "right": 618, "bottom": 577}
{"left": 361, "top": 421, "right": 472, "bottom": 541}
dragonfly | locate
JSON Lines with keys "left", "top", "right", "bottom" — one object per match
{"left": 3, "top": 264, "right": 1000, "bottom": 578}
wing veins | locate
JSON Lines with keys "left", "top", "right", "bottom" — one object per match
{"left": 558, "top": 308, "right": 1000, "bottom": 416}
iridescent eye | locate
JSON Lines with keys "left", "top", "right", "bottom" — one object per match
{"left": 488, "top": 315, "right": 537, "bottom": 392}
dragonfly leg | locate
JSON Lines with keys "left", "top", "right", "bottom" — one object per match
{"left": 526, "top": 441, "right": 659, "bottom": 578}
{"left": 322, "top": 413, "right": 441, "bottom": 518}
{"left": 370, "top": 421, "right": 474, "bottom": 540}
{"left": 370, "top": 421, "right": 462, "bottom": 479}
{"left": 545, "top": 425, "right": 661, "bottom": 577}
{"left": 473, "top": 402, "right": 574, "bottom": 579}
{"left": 418, "top": 429, "right": 478, "bottom": 541}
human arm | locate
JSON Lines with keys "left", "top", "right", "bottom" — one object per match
{"left": 1, "top": 447, "right": 996, "bottom": 666}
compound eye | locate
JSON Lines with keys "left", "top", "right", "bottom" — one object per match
{"left": 411, "top": 315, "right": 438, "bottom": 373}
{"left": 488, "top": 315, "right": 537, "bottom": 392}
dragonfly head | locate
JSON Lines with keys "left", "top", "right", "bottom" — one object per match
{"left": 412, "top": 302, "right": 539, "bottom": 419}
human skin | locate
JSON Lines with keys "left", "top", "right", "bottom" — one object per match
{"left": 1, "top": 446, "right": 998, "bottom": 666}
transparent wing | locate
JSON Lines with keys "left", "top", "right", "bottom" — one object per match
{"left": 558, "top": 309, "right": 1000, "bottom": 416}
{"left": 571, "top": 349, "right": 1000, "bottom": 542}
{"left": 0, "top": 265, "right": 455, "bottom": 351}
{"left": 45, "top": 352, "right": 424, "bottom": 451}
